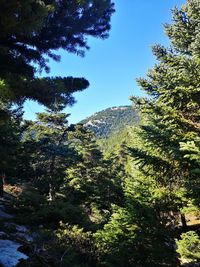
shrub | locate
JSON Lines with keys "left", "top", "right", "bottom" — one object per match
{"left": 176, "top": 231, "right": 200, "bottom": 261}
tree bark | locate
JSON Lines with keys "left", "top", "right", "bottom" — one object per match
{"left": 48, "top": 182, "right": 55, "bottom": 202}
{"left": 180, "top": 213, "right": 188, "bottom": 232}
{"left": 0, "top": 173, "right": 5, "bottom": 197}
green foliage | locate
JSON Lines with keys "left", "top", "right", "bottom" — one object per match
{"left": 31, "top": 201, "right": 90, "bottom": 227}
{"left": 180, "top": 141, "right": 200, "bottom": 167}
{"left": 65, "top": 125, "right": 121, "bottom": 225}
{"left": 95, "top": 203, "right": 178, "bottom": 267}
{"left": 0, "top": 0, "right": 114, "bottom": 106}
{"left": 15, "top": 187, "right": 46, "bottom": 212}
{"left": 54, "top": 222, "right": 97, "bottom": 267}
{"left": 93, "top": 138, "right": 179, "bottom": 266}
{"left": 130, "top": 0, "right": 200, "bottom": 211}
{"left": 0, "top": 103, "right": 23, "bottom": 184}
{"left": 176, "top": 231, "right": 200, "bottom": 261}
{"left": 22, "top": 109, "right": 76, "bottom": 200}
{"left": 0, "top": 0, "right": 114, "bottom": 72}
{"left": 15, "top": 191, "right": 90, "bottom": 227}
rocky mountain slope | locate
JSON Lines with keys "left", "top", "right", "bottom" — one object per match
{"left": 80, "top": 106, "right": 139, "bottom": 138}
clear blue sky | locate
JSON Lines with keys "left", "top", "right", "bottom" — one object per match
{"left": 24, "top": 0, "right": 184, "bottom": 123}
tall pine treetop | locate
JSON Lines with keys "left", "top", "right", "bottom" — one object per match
{"left": 165, "top": 0, "right": 200, "bottom": 56}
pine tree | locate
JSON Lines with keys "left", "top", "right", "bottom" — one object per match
{"left": 65, "top": 124, "right": 119, "bottom": 223}
{"left": 0, "top": 0, "right": 114, "bottom": 105}
{"left": 0, "top": 0, "right": 114, "bottom": 72}
{"left": 23, "top": 108, "right": 75, "bottom": 201}
{"left": 0, "top": 102, "right": 23, "bottom": 196}
{"left": 95, "top": 166, "right": 178, "bottom": 267}
{"left": 130, "top": 0, "right": 200, "bottom": 221}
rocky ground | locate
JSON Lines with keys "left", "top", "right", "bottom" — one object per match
{"left": 0, "top": 193, "right": 32, "bottom": 267}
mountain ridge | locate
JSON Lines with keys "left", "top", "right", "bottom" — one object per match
{"left": 79, "top": 105, "right": 139, "bottom": 138}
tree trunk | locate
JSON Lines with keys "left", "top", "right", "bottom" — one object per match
{"left": 180, "top": 213, "right": 188, "bottom": 232}
{"left": 0, "top": 173, "right": 5, "bottom": 198}
{"left": 48, "top": 182, "right": 55, "bottom": 202}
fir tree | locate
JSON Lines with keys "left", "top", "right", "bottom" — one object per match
{"left": 0, "top": 102, "right": 23, "bottom": 196}
{"left": 130, "top": 0, "right": 200, "bottom": 221}
{"left": 0, "top": 0, "right": 114, "bottom": 105}
{"left": 23, "top": 108, "right": 75, "bottom": 201}
{"left": 65, "top": 124, "right": 119, "bottom": 222}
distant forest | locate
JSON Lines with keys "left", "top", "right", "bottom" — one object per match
{"left": 80, "top": 106, "right": 139, "bottom": 138}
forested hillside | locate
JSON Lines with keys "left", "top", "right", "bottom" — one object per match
{"left": 0, "top": 1, "right": 200, "bottom": 267}
{"left": 80, "top": 106, "right": 139, "bottom": 138}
